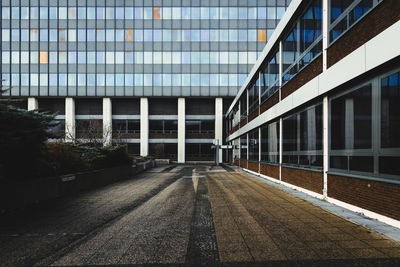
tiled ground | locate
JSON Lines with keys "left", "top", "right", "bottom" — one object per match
{"left": 207, "top": 172, "right": 400, "bottom": 262}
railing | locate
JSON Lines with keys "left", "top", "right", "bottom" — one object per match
{"left": 329, "top": 0, "right": 382, "bottom": 44}
{"left": 282, "top": 37, "right": 322, "bottom": 86}
{"left": 186, "top": 130, "right": 215, "bottom": 134}
{"left": 114, "top": 129, "right": 140, "bottom": 134}
{"left": 149, "top": 130, "right": 177, "bottom": 134}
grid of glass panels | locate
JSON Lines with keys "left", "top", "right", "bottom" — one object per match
{"left": 0, "top": 0, "right": 291, "bottom": 97}
{"left": 330, "top": 68, "right": 400, "bottom": 180}
{"left": 329, "top": 0, "right": 382, "bottom": 43}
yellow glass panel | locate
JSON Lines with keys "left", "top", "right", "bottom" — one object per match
{"left": 258, "top": 29, "right": 267, "bottom": 42}
{"left": 40, "top": 51, "right": 48, "bottom": 64}
{"left": 153, "top": 7, "right": 161, "bottom": 19}
{"left": 59, "top": 29, "right": 66, "bottom": 42}
{"left": 125, "top": 29, "right": 133, "bottom": 42}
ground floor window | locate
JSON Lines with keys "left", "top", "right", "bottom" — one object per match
{"left": 76, "top": 119, "right": 102, "bottom": 139}
{"left": 185, "top": 143, "right": 213, "bottom": 161}
{"left": 149, "top": 120, "right": 177, "bottom": 134}
{"left": 240, "top": 135, "right": 247, "bottom": 160}
{"left": 282, "top": 103, "right": 323, "bottom": 169}
{"left": 127, "top": 143, "right": 140, "bottom": 156}
{"left": 330, "top": 69, "right": 400, "bottom": 180}
{"left": 248, "top": 129, "right": 259, "bottom": 161}
{"left": 261, "top": 120, "right": 279, "bottom": 164}
{"left": 150, "top": 143, "right": 177, "bottom": 159}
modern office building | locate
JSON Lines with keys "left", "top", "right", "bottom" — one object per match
{"left": 226, "top": 0, "right": 400, "bottom": 226}
{"left": 0, "top": 0, "right": 291, "bottom": 163}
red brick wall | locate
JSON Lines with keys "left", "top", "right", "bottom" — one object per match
{"left": 260, "top": 163, "right": 279, "bottom": 179}
{"left": 247, "top": 108, "right": 259, "bottom": 123}
{"left": 328, "top": 174, "right": 400, "bottom": 221}
{"left": 234, "top": 159, "right": 239, "bottom": 166}
{"left": 112, "top": 133, "right": 140, "bottom": 139}
{"left": 327, "top": 0, "right": 400, "bottom": 68}
{"left": 240, "top": 160, "right": 248, "bottom": 169}
{"left": 281, "top": 167, "right": 323, "bottom": 194}
{"left": 281, "top": 55, "right": 323, "bottom": 100}
{"left": 260, "top": 91, "right": 279, "bottom": 114}
{"left": 247, "top": 161, "right": 259, "bottom": 173}
{"left": 149, "top": 133, "right": 178, "bottom": 139}
{"left": 239, "top": 119, "right": 248, "bottom": 128}
{"left": 229, "top": 124, "right": 240, "bottom": 136}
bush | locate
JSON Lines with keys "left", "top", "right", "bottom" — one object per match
{"left": 45, "top": 143, "right": 86, "bottom": 175}
{"left": 44, "top": 143, "right": 132, "bottom": 176}
{"left": 0, "top": 99, "right": 56, "bottom": 180}
{"left": 76, "top": 144, "right": 132, "bottom": 170}
{"left": 0, "top": 91, "right": 132, "bottom": 180}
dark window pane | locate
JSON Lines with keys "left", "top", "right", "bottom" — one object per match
{"left": 248, "top": 79, "right": 259, "bottom": 114}
{"left": 300, "top": 104, "right": 323, "bottom": 151}
{"left": 330, "top": 0, "right": 353, "bottom": 23}
{"left": 349, "top": 0, "right": 373, "bottom": 27}
{"left": 149, "top": 120, "right": 163, "bottom": 133}
{"left": 381, "top": 72, "right": 400, "bottom": 148}
{"left": 283, "top": 114, "right": 297, "bottom": 152}
{"left": 201, "top": 120, "right": 214, "bottom": 133}
{"left": 240, "top": 135, "right": 247, "bottom": 160}
{"left": 331, "top": 84, "right": 372, "bottom": 150}
{"left": 164, "top": 120, "right": 178, "bottom": 133}
{"left": 127, "top": 120, "right": 140, "bottom": 132}
{"left": 300, "top": 0, "right": 322, "bottom": 53}
{"left": 283, "top": 155, "right": 298, "bottom": 165}
{"left": 350, "top": 156, "right": 373, "bottom": 173}
{"left": 249, "top": 129, "right": 259, "bottom": 161}
{"left": 113, "top": 120, "right": 127, "bottom": 132}
{"left": 127, "top": 143, "right": 140, "bottom": 155}
{"left": 240, "top": 94, "right": 247, "bottom": 120}
{"left": 380, "top": 157, "right": 400, "bottom": 176}
{"left": 261, "top": 121, "right": 280, "bottom": 163}
{"left": 186, "top": 120, "right": 201, "bottom": 133}
{"left": 330, "top": 156, "right": 348, "bottom": 170}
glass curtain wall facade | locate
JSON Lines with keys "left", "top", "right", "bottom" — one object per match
{"left": 0, "top": 0, "right": 291, "bottom": 98}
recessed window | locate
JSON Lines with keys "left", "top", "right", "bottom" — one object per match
{"left": 40, "top": 51, "right": 48, "bottom": 64}
{"left": 257, "top": 29, "right": 267, "bottom": 42}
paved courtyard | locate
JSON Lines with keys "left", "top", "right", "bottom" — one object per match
{"left": 1, "top": 165, "right": 400, "bottom": 266}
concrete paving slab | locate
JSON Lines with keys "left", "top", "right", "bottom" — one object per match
{"left": 207, "top": 171, "right": 400, "bottom": 264}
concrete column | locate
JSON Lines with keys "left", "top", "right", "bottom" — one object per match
{"left": 279, "top": 41, "right": 283, "bottom": 101}
{"left": 322, "top": 0, "right": 329, "bottom": 71}
{"left": 27, "top": 97, "right": 38, "bottom": 111}
{"left": 103, "top": 98, "right": 112, "bottom": 146}
{"left": 279, "top": 117, "right": 283, "bottom": 181}
{"left": 140, "top": 97, "right": 149, "bottom": 157}
{"left": 215, "top": 98, "right": 223, "bottom": 164}
{"left": 65, "top": 97, "right": 75, "bottom": 142}
{"left": 323, "top": 96, "right": 329, "bottom": 198}
{"left": 178, "top": 98, "right": 185, "bottom": 163}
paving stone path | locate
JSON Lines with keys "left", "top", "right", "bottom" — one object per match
{"left": 208, "top": 171, "right": 400, "bottom": 263}
{"left": 1, "top": 165, "right": 400, "bottom": 266}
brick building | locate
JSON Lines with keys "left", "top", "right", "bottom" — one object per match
{"left": 226, "top": 0, "right": 400, "bottom": 226}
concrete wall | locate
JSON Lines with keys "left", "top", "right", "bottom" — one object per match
{"left": 0, "top": 162, "right": 155, "bottom": 213}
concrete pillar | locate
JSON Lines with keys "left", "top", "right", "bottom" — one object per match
{"left": 140, "top": 97, "right": 149, "bottom": 157}
{"left": 65, "top": 97, "right": 75, "bottom": 142}
{"left": 178, "top": 98, "right": 185, "bottom": 163}
{"left": 215, "top": 98, "right": 223, "bottom": 163}
{"left": 323, "top": 96, "right": 329, "bottom": 198}
{"left": 279, "top": 41, "right": 283, "bottom": 101}
{"left": 279, "top": 117, "right": 283, "bottom": 181}
{"left": 103, "top": 98, "right": 112, "bottom": 146}
{"left": 322, "top": 0, "right": 329, "bottom": 71}
{"left": 27, "top": 97, "right": 38, "bottom": 111}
